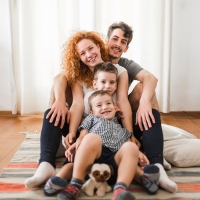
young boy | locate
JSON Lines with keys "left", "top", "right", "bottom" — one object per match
{"left": 44, "top": 64, "right": 160, "bottom": 198}
{"left": 57, "top": 90, "right": 159, "bottom": 200}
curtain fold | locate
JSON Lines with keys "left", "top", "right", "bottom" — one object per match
{"left": 9, "top": 0, "right": 172, "bottom": 114}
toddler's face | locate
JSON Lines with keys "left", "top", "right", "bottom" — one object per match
{"left": 90, "top": 94, "right": 116, "bottom": 120}
{"left": 93, "top": 71, "right": 117, "bottom": 95}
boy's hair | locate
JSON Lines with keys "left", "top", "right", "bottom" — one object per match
{"left": 93, "top": 62, "right": 118, "bottom": 80}
{"left": 88, "top": 90, "right": 113, "bottom": 111}
{"left": 107, "top": 21, "right": 133, "bottom": 45}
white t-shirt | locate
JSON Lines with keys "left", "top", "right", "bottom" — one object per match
{"left": 82, "top": 64, "right": 126, "bottom": 116}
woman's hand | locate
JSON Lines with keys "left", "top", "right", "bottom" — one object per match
{"left": 46, "top": 100, "right": 70, "bottom": 129}
{"left": 138, "top": 151, "right": 149, "bottom": 169}
{"left": 64, "top": 132, "right": 76, "bottom": 148}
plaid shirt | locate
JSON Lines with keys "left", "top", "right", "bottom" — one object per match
{"left": 78, "top": 115, "right": 132, "bottom": 152}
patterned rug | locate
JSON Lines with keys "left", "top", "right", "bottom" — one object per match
{"left": 0, "top": 134, "right": 200, "bottom": 199}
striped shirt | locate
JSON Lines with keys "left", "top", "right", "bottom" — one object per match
{"left": 78, "top": 114, "right": 132, "bottom": 152}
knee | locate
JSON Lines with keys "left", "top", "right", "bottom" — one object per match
{"left": 44, "top": 109, "right": 51, "bottom": 118}
{"left": 121, "top": 142, "right": 139, "bottom": 156}
{"left": 81, "top": 134, "right": 102, "bottom": 148}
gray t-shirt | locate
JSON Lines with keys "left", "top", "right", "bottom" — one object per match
{"left": 119, "top": 57, "right": 143, "bottom": 86}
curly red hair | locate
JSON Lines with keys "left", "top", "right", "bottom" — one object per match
{"left": 62, "top": 31, "right": 109, "bottom": 88}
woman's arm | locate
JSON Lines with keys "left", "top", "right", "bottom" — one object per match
{"left": 46, "top": 73, "right": 69, "bottom": 129}
{"left": 65, "top": 82, "right": 84, "bottom": 146}
{"left": 116, "top": 71, "right": 133, "bottom": 133}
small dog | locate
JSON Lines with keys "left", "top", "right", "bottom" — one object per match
{"left": 82, "top": 163, "right": 113, "bottom": 197}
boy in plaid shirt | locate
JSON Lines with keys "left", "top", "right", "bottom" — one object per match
{"left": 57, "top": 90, "right": 160, "bottom": 200}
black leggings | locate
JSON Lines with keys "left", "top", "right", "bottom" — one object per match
{"left": 133, "top": 109, "right": 164, "bottom": 165}
{"left": 39, "top": 109, "right": 69, "bottom": 168}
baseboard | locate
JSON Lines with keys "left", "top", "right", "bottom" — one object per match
{"left": 0, "top": 111, "right": 12, "bottom": 115}
{"left": 161, "top": 111, "right": 200, "bottom": 118}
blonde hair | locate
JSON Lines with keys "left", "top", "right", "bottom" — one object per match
{"left": 62, "top": 31, "right": 109, "bottom": 88}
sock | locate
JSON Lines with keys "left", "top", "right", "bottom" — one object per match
{"left": 163, "top": 158, "right": 171, "bottom": 170}
{"left": 155, "top": 163, "right": 178, "bottom": 193}
{"left": 140, "top": 164, "right": 160, "bottom": 195}
{"left": 112, "top": 182, "right": 135, "bottom": 200}
{"left": 24, "top": 162, "right": 56, "bottom": 188}
{"left": 44, "top": 176, "right": 68, "bottom": 196}
{"left": 57, "top": 178, "right": 83, "bottom": 200}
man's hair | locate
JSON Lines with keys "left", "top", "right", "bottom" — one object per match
{"left": 88, "top": 90, "right": 113, "bottom": 111}
{"left": 107, "top": 21, "right": 133, "bottom": 45}
{"left": 94, "top": 62, "right": 118, "bottom": 80}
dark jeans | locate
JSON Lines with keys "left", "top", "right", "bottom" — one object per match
{"left": 39, "top": 109, "right": 69, "bottom": 168}
{"left": 133, "top": 109, "right": 164, "bottom": 165}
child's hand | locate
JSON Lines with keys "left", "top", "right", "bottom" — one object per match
{"left": 115, "top": 105, "right": 125, "bottom": 119}
{"left": 65, "top": 143, "right": 76, "bottom": 162}
{"left": 138, "top": 151, "right": 149, "bottom": 169}
{"left": 64, "top": 132, "right": 76, "bottom": 148}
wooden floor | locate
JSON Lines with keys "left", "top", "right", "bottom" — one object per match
{"left": 0, "top": 111, "right": 200, "bottom": 174}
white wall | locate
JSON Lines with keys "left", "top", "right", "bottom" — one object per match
{"left": 0, "top": 0, "right": 200, "bottom": 112}
{"left": 0, "top": 0, "right": 12, "bottom": 111}
{"left": 170, "top": 0, "right": 200, "bottom": 111}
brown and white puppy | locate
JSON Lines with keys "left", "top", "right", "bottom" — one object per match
{"left": 82, "top": 163, "right": 113, "bottom": 197}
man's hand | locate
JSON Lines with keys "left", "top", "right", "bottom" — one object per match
{"left": 64, "top": 132, "right": 76, "bottom": 148}
{"left": 46, "top": 100, "right": 70, "bottom": 129}
{"left": 135, "top": 99, "right": 155, "bottom": 131}
{"left": 138, "top": 151, "right": 149, "bottom": 169}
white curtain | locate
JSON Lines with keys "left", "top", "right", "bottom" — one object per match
{"left": 9, "top": 0, "right": 172, "bottom": 114}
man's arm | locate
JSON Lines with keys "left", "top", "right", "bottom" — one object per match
{"left": 134, "top": 69, "right": 158, "bottom": 131}
{"left": 46, "top": 73, "right": 69, "bottom": 128}
{"left": 119, "top": 58, "right": 159, "bottom": 130}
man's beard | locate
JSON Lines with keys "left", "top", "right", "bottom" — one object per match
{"left": 109, "top": 53, "right": 119, "bottom": 60}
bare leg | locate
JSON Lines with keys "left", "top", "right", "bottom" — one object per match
{"left": 112, "top": 142, "right": 139, "bottom": 200}
{"left": 57, "top": 134, "right": 102, "bottom": 199}
{"left": 72, "top": 134, "right": 102, "bottom": 180}
{"left": 115, "top": 142, "right": 139, "bottom": 186}
{"left": 57, "top": 163, "right": 74, "bottom": 181}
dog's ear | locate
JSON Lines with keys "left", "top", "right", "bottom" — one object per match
{"left": 86, "top": 164, "right": 93, "bottom": 174}
{"left": 109, "top": 165, "right": 114, "bottom": 175}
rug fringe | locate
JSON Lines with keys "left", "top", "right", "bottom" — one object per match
{"left": 20, "top": 130, "right": 40, "bottom": 134}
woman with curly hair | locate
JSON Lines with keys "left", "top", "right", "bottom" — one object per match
{"left": 25, "top": 31, "right": 152, "bottom": 199}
